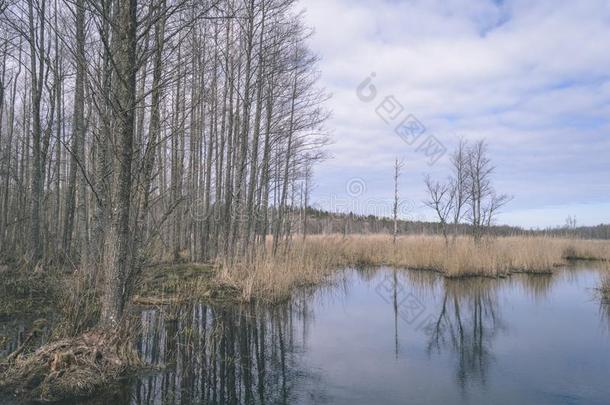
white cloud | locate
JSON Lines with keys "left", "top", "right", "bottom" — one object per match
{"left": 300, "top": 0, "right": 610, "bottom": 227}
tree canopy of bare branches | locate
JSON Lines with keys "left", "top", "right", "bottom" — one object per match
{"left": 424, "top": 139, "right": 512, "bottom": 242}
{"left": 0, "top": 0, "right": 329, "bottom": 325}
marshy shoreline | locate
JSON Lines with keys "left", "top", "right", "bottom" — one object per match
{"left": 1, "top": 234, "right": 610, "bottom": 403}
{"left": 209, "top": 234, "right": 610, "bottom": 302}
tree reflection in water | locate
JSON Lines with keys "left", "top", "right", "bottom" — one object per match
{"left": 133, "top": 301, "right": 312, "bottom": 405}
{"left": 600, "top": 272, "right": 610, "bottom": 333}
{"left": 8, "top": 266, "right": 607, "bottom": 405}
{"left": 425, "top": 278, "right": 502, "bottom": 391}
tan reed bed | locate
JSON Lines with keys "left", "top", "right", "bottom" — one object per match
{"left": 215, "top": 234, "right": 610, "bottom": 301}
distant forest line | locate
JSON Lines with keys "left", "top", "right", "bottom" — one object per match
{"left": 300, "top": 208, "right": 610, "bottom": 240}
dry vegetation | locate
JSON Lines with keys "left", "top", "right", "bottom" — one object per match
{"left": 207, "top": 234, "right": 610, "bottom": 302}
{"left": 0, "top": 267, "right": 59, "bottom": 320}
{"left": 4, "top": 234, "right": 607, "bottom": 312}
{"left": 3, "top": 234, "right": 609, "bottom": 402}
{"left": 0, "top": 329, "right": 139, "bottom": 403}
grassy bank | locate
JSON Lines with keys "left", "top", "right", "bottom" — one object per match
{"left": 208, "top": 234, "right": 610, "bottom": 302}
{"left": 3, "top": 234, "right": 606, "bottom": 310}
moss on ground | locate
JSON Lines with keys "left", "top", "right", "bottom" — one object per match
{"left": 0, "top": 268, "right": 59, "bottom": 321}
{"left": 134, "top": 263, "right": 241, "bottom": 306}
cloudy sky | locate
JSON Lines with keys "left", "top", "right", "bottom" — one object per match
{"left": 298, "top": 0, "right": 610, "bottom": 228}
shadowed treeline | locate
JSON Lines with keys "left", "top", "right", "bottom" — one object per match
{"left": 302, "top": 209, "right": 610, "bottom": 240}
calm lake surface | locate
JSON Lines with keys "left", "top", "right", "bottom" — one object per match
{"left": 3, "top": 264, "right": 610, "bottom": 405}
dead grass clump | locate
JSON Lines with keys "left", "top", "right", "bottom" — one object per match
{"left": 219, "top": 235, "right": 610, "bottom": 294}
{"left": 563, "top": 240, "right": 610, "bottom": 261}
{"left": 217, "top": 242, "right": 343, "bottom": 303}
{"left": 0, "top": 329, "right": 139, "bottom": 403}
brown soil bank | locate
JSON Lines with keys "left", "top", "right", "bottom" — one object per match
{"left": 0, "top": 330, "right": 138, "bottom": 403}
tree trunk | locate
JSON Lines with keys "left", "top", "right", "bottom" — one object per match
{"left": 27, "top": 0, "right": 46, "bottom": 264}
{"left": 100, "top": 0, "right": 138, "bottom": 328}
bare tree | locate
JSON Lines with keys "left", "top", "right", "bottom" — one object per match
{"left": 100, "top": 0, "right": 138, "bottom": 328}
{"left": 424, "top": 139, "right": 510, "bottom": 242}
{"left": 423, "top": 175, "right": 454, "bottom": 245}
{"left": 450, "top": 138, "right": 469, "bottom": 240}
{"left": 62, "top": 0, "right": 87, "bottom": 261}
{"left": 393, "top": 157, "right": 405, "bottom": 244}
{"left": 483, "top": 192, "right": 512, "bottom": 228}
{"left": 26, "top": 0, "right": 48, "bottom": 264}
{"left": 465, "top": 139, "right": 511, "bottom": 240}
{"left": 0, "top": 0, "right": 330, "bottom": 326}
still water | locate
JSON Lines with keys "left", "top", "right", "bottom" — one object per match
{"left": 5, "top": 265, "right": 610, "bottom": 404}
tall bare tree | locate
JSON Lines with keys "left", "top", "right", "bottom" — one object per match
{"left": 424, "top": 139, "right": 511, "bottom": 242}
{"left": 423, "top": 175, "right": 454, "bottom": 245}
{"left": 393, "top": 158, "right": 404, "bottom": 245}
{"left": 0, "top": 0, "right": 329, "bottom": 326}
{"left": 100, "top": 0, "right": 138, "bottom": 327}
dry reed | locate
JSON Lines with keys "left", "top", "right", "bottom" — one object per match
{"left": 217, "top": 235, "right": 610, "bottom": 301}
